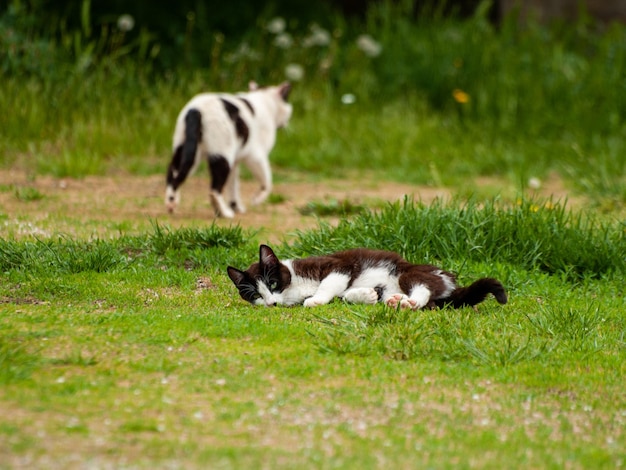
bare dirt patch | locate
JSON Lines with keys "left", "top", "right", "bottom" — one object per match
{"left": 0, "top": 169, "right": 577, "bottom": 243}
{"left": 0, "top": 170, "right": 450, "bottom": 242}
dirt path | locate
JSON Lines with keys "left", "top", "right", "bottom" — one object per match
{"left": 0, "top": 170, "right": 453, "bottom": 243}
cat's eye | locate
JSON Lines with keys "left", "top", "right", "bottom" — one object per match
{"left": 269, "top": 281, "right": 278, "bottom": 291}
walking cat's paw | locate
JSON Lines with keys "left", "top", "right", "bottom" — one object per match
{"left": 211, "top": 192, "right": 235, "bottom": 218}
{"left": 230, "top": 201, "right": 246, "bottom": 214}
{"left": 165, "top": 188, "right": 179, "bottom": 214}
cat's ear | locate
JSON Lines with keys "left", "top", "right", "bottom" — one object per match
{"left": 227, "top": 266, "right": 246, "bottom": 286}
{"left": 248, "top": 80, "right": 259, "bottom": 91}
{"left": 278, "top": 82, "right": 291, "bottom": 102}
{"left": 259, "top": 244, "right": 279, "bottom": 266}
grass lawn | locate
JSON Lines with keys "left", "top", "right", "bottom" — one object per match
{"left": 1, "top": 195, "right": 624, "bottom": 468}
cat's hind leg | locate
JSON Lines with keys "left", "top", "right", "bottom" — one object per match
{"left": 208, "top": 153, "right": 235, "bottom": 218}
{"left": 342, "top": 287, "right": 379, "bottom": 305}
{"left": 385, "top": 284, "right": 432, "bottom": 310}
{"left": 244, "top": 154, "right": 272, "bottom": 205}
{"left": 385, "top": 294, "right": 419, "bottom": 310}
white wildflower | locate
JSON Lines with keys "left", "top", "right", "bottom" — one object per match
{"left": 285, "top": 63, "right": 304, "bottom": 81}
{"left": 303, "top": 24, "right": 331, "bottom": 47}
{"left": 267, "top": 17, "right": 286, "bottom": 34}
{"left": 528, "top": 177, "right": 541, "bottom": 189}
{"left": 117, "top": 14, "right": 135, "bottom": 32}
{"left": 356, "top": 34, "right": 382, "bottom": 57}
{"left": 341, "top": 93, "right": 356, "bottom": 105}
{"left": 273, "top": 32, "right": 293, "bottom": 49}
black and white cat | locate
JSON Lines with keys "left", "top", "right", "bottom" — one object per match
{"left": 165, "top": 82, "right": 292, "bottom": 218}
{"left": 227, "top": 245, "right": 508, "bottom": 309}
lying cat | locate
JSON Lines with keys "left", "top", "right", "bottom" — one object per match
{"left": 165, "top": 81, "right": 292, "bottom": 218}
{"left": 227, "top": 245, "right": 508, "bottom": 309}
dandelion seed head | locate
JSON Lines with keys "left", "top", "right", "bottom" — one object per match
{"left": 267, "top": 17, "right": 286, "bottom": 34}
{"left": 356, "top": 34, "right": 382, "bottom": 57}
{"left": 285, "top": 63, "right": 304, "bottom": 81}
{"left": 341, "top": 93, "right": 356, "bottom": 105}
{"left": 117, "top": 14, "right": 135, "bottom": 32}
{"left": 273, "top": 32, "right": 293, "bottom": 49}
{"left": 528, "top": 177, "right": 541, "bottom": 189}
{"left": 303, "top": 24, "right": 331, "bottom": 47}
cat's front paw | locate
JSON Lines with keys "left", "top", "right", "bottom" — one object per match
{"left": 304, "top": 297, "right": 327, "bottom": 307}
{"left": 385, "top": 294, "right": 418, "bottom": 310}
{"left": 210, "top": 192, "right": 235, "bottom": 218}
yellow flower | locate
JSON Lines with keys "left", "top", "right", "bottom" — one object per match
{"left": 453, "top": 88, "right": 470, "bottom": 104}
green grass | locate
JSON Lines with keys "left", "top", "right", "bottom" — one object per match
{"left": 298, "top": 197, "right": 370, "bottom": 217}
{"left": 1, "top": 200, "right": 625, "bottom": 467}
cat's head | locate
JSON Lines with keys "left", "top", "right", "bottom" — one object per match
{"left": 251, "top": 82, "right": 292, "bottom": 129}
{"left": 227, "top": 244, "right": 291, "bottom": 307}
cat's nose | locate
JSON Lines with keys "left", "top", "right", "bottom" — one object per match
{"left": 266, "top": 301, "right": 276, "bottom": 307}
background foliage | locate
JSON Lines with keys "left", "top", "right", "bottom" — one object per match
{"left": 2, "top": 0, "right": 624, "bottom": 208}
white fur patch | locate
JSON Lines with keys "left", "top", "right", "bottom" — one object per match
{"left": 409, "top": 284, "right": 431, "bottom": 309}
{"left": 351, "top": 266, "right": 400, "bottom": 292}
{"left": 271, "top": 260, "right": 320, "bottom": 306}
{"left": 256, "top": 280, "right": 278, "bottom": 307}
{"left": 436, "top": 270, "right": 456, "bottom": 299}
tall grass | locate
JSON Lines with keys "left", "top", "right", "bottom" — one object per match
{"left": 287, "top": 197, "right": 626, "bottom": 281}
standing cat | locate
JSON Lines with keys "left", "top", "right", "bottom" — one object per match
{"left": 227, "top": 245, "right": 508, "bottom": 309}
{"left": 165, "top": 82, "right": 292, "bottom": 218}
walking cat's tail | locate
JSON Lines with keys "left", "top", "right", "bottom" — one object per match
{"left": 166, "top": 108, "right": 203, "bottom": 212}
{"left": 435, "top": 278, "right": 507, "bottom": 309}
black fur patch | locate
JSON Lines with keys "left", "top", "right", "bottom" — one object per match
{"left": 208, "top": 154, "right": 230, "bottom": 192}
{"left": 238, "top": 97, "right": 255, "bottom": 115}
{"left": 220, "top": 98, "right": 249, "bottom": 145}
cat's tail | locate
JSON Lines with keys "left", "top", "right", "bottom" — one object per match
{"left": 435, "top": 278, "right": 507, "bottom": 309}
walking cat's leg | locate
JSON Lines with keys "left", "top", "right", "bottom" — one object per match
{"left": 342, "top": 287, "right": 379, "bottom": 305}
{"left": 244, "top": 154, "right": 272, "bottom": 205}
{"left": 208, "top": 153, "right": 235, "bottom": 218}
{"left": 223, "top": 163, "right": 246, "bottom": 214}
{"left": 303, "top": 273, "right": 350, "bottom": 307}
